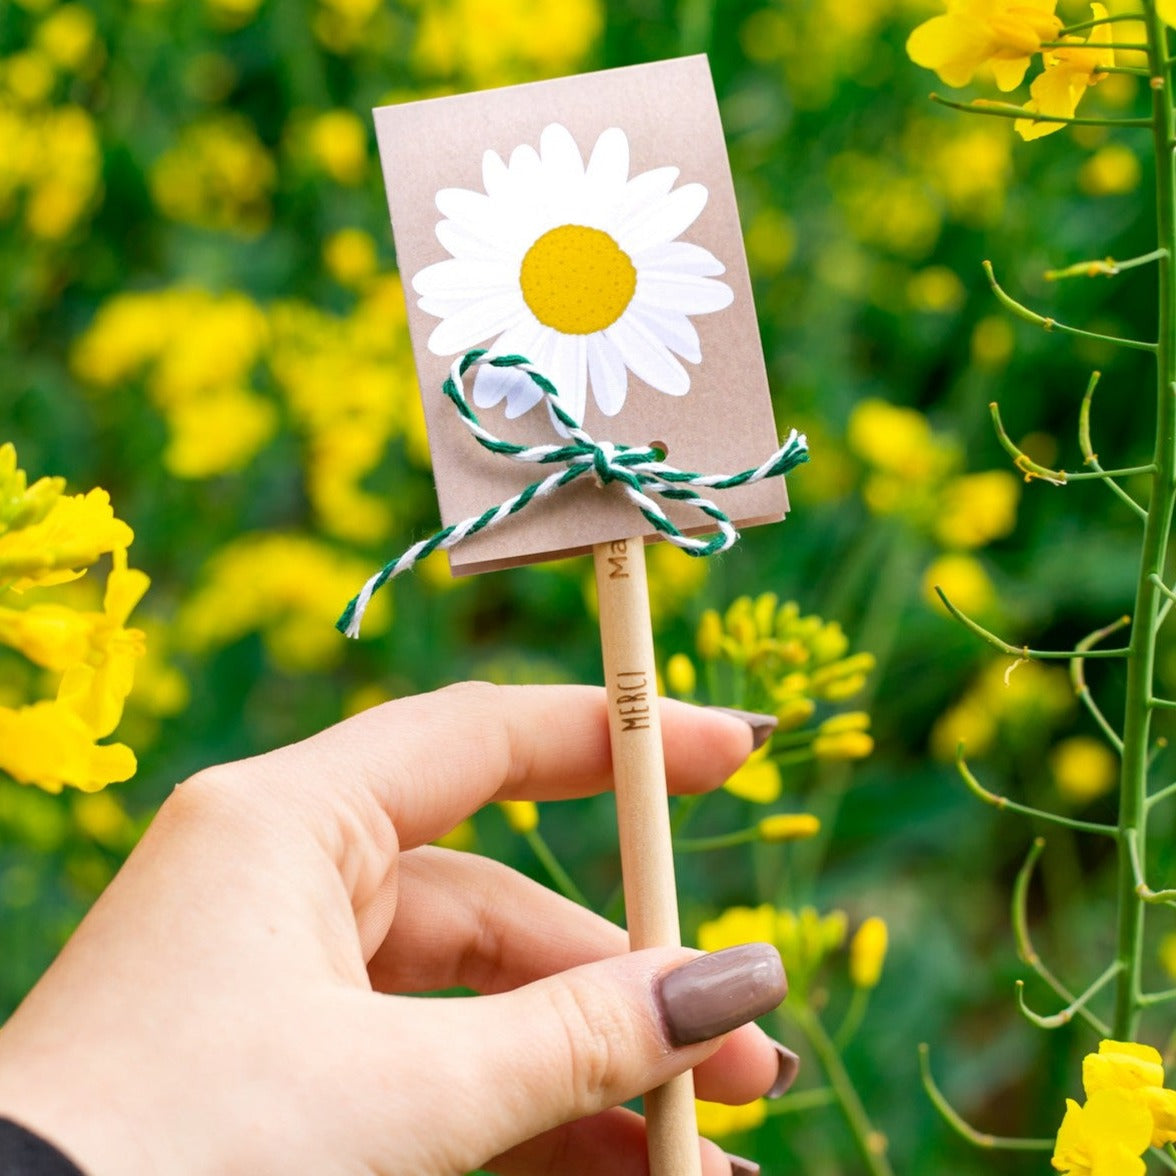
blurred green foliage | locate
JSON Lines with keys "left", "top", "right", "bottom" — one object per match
{"left": 2, "top": 0, "right": 1173, "bottom": 1170}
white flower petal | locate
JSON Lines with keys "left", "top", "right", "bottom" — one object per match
{"left": 540, "top": 123, "right": 585, "bottom": 180}
{"left": 426, "top": 294, "right": 528, "bottom": 356}
{"left": 586, "top": 127, "right": 630, "bottom": 191}
{"left": 586, "top": 333, "right": 629, "bottom": 416}
{"left": 630, "top": 240, "right": 726, "bottom": 277}
{"left": 626, "top": 304, "right": 701, "bottom": 363}
{"left": 505, "top": 327, "right": 560, "bottom": 419}
{"left": 605, "top": 315, "right": 690, "bottom": 397}
{"left": 474, "top": 361, "right": 545, "bottom": 417}
{"left": 434, "top": 218, "right": 514, "bottom": 264}
{"left": 435, "top": 187, "right": 498, "bottom": 236}
{"left": 548, "top": 334, "right": 589, "bottom": 427}
{"left": 413, "top": 257, "right": 517, "bottom": 300}
{"left": 620, "top": 182, "right": 709, "bottom": 251}
{"left": 614, "top": 166, "right": 679, "bottom": 228}
{"left": 635, "top": 273, "right": 734, "bottom": 315}
{"left": 482, "top": 149, "right": 509, "bottom": 198}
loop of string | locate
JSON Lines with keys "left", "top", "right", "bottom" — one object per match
{"left": 338, "top": 349, "right": 809, "bottom": 637}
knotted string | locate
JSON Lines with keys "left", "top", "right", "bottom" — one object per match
{"left": 338, "top": 349, "right": 809, "bottom": 637}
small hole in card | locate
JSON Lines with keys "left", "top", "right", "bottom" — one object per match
{"left": 648, "top": 440, "right": 669, "bottom": 460}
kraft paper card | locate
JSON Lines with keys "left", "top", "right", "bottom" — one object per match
{"left": 373, "top": 55, "right": 787, "bottom": 575}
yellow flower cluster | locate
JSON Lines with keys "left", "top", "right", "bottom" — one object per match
{"left": 0, "top": 444, "right": 146, "bottom": 793}
{"left": 71, "top": 287, "right": 276, "bottom": 480}
{"left": 175, "top": 531, "right": 391, "bottom": 672}
{"left": 71, "top": 278, "right": 424, "bottom": 542}
{"left": 0, "top": 98, "right": 101, "bottom": 241}
{"left": 847, "top": 398, "right": 1020, "bottom": 551}
{"left": 268, "top": 277, "right": 425, "bottom": 544}
{"left": 412, "top": 0, "right": 604, "bottom": 86}
{"left": 699, "top": 903, "right": 889, "bottom": 1001}
{"left": 930, "top": 657, "right": 1073, "bottom": 761}
{"left": 1053, "top": 1040, "right": 1176, "bottom": 1175}
{"left": 690, "top": 591, "right": 874, "bottom": 739}
{"left": 907, "top": 1, "right": 1116, "bottom": 141}
{"left": 150, "top": 114, "right": 276, "bottom": 235}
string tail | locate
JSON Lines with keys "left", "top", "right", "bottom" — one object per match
{"left": 338, "top": 350, "right": 810, "bottom": 638}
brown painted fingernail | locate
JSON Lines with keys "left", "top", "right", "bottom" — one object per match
{"left": 767, "top": 1039, "right": 801, "bottom": 1097}
{"left": 657, "top": 944, "right": 787, "bottom": 1046}
{"left": 708, "top": 706, "right": 778, "bottom": 750}
{"left": 727, "top": 1154, "right": 760, "bottom": 1175}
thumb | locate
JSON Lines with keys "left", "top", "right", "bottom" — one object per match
{"left": 439, "top": 943, "right": 786, "bottom": 1163}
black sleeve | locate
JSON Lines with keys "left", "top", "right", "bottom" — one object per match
{"left": 0, "top": 1118, "right": 87, "bottom": 1175}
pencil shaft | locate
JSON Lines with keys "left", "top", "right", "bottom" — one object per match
{"left": 593, "top": 537, "right": 701, "bottom": 1176}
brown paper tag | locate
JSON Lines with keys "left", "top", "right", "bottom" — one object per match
{"left": 373, "top": 55, "right": 787, "bottom": 575}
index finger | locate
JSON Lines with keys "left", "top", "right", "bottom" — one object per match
{"left": 255, "top": 682, "right": 755, "bottom": 849}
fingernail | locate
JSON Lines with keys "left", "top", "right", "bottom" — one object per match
{"left": 767, "top": 1039, "right": 801, "bottom": 1097}
{"left": 657, "top": 944, "right": 787, "bottom": 1046}
{"left": 708, "top": 706, "right": 778, "bottom": 750}
{"left": 727, "top": 1154, "right": 760, "bottom": 1175}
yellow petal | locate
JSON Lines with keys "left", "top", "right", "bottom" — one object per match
{"left": 907, "top": 13, "right": 994, "bottom": 88}
{"left": 1158, "top": 0, "right": 1176, "bottom": 30}
{"left": 1084, "top": 1041, "right": 1165, "bottom": 1096}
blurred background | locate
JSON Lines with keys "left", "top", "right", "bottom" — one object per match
{"left": 0, "top": 0, "right": 1169, "bottom": 1171}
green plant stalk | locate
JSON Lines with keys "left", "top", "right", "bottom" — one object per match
{"left": 1114, "top": 4, "right": 1176, "bottom": 1041}
{"left": 789, "top": 1006, "right": 896, "bottom": 1176}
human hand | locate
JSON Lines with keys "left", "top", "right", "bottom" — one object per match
{"left": 0, "top": 683, "right": 793, "bottom": 1175}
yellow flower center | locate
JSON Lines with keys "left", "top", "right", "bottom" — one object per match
{"left": 519, "top": 224, "right": 637, "bottom": 335}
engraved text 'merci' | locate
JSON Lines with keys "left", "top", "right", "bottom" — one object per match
{"left": 615, "top": 669, "right": 650, "bottom": 731}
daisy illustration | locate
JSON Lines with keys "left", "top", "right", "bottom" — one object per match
{"left": 411, "top": 122, "right": 735, "bottom": 427}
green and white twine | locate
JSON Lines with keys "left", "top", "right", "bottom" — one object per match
{"left": 337, "top": 349, "right": 809, "bottom": 637}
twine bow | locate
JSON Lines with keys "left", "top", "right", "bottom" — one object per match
{"left": 338, "top": 349, "right": 809, "bottom": 637}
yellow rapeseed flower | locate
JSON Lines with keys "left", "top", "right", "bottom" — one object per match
{"left": 324, "top": 227, "right": 379, "bottom": 287}
{"left": 0, "top": 487, "right": 133, "bottom": 590}
{"left": 812, "top": 729, "right": 875, "bottom": 760}
{"left": 1052, "top": 1087, "right": 1150, "bottom": 1176}
{"left": 1050, "top": 736, "right": 1118, "bottom": 805}
{"left": 498, "top": 800, "right": 539, "bottom": 834}
{"left": 665, "top": 652, "right": 697, "bottom": 698}
{"left": 163, "top": 387, "right": 278, "bottom": 479}
{"left": 934, "top": 470, "right": 1020, "bottom": 549}
{"left": 1079, "top": 143, "right": 1141, "bottom": 196}
{"left": 923, "top": 552, "right": 996, "bottom": 616}
{"left": 849, "top": 917, "right": 889, "bottom": 989}
{"left": 1161, "top": 0, "right": 1176, "bottom": 30}
{"left": 1016, "top": 5, "right": 1114, "bottom": 141}
{"left": 758, "top": 813, "right": 820, "bottom": 842}
{"left": 0, "top": 700, "right": 136, "bottom": 793}
{"left": 176, "top": 532, "right": 391, "bottom": 671}
{"left": 413, "top": 0, "right": 602, "bottom": 86}
{"left": 697, "top": 903, "right": 778, "bottom": 955}
{"left": 55, "top": 550, "right": 149, "bottom": 739}
{"left": 1083, "top": 1041, "right": 1176, "bottom": 1148}
{"left": 694, "top": 1098, "right": 766, "bottom": 1138}
{"left": 35, "top": 4, "right": 98, "bottom": 70}
{"left": 907, "top": 0, "right": 1062, "bottom": 92}
{"left": 150, "top": 115, "right": 275, "bottom": 235}
{"left": 724, "top": 744, "right": 782, "bottom": 804}
{"left": 307, "top": 110, "right": 367, "bottom": 184}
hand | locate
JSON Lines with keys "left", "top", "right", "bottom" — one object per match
{"left": 0, "top": 683, "right": 791, "bottom": 1175}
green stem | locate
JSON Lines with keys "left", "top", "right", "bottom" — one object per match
{"left": 984, "top": 260, "right": 1158, "bottom": 352}
{"left": 674, "top": 826, "right": 759, "bottom": 852}
{"left": 1113, "top": 4, "right": 1176, "bottom": 1042}
{"left": 917, "top": 1044, "right": 1054, "bottom": 1151}
{"left": 930, "top": 92, "right": 1151, "bottom": 128}
{"left": 1080, "top": 371, "right": 1149, "bottom": 520}
{"left": 1046, "top": 249, "right": 1167, "bottom": 281}
{"left": 790, "top": 1007, "right": 896, "bottom": 1176}
{"left": 523, "top": 829, "right": 589, "bottom": 908}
